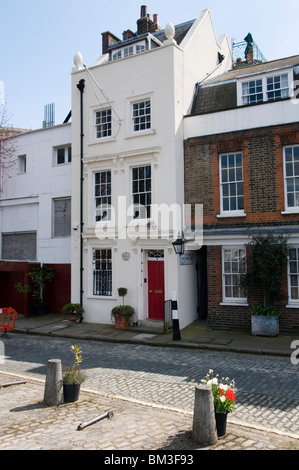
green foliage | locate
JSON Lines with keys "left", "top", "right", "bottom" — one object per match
{"left": 63, "top": 345, "right": 85, "bottom": 385}
{"left": 62, "top": 303, "right": 84, "bottom": 316}
{"left": 15, "top": 265, "right": 55, "bottom": 305}
{"left": 241, "top": 231, "right": 289, "bottom": 309}
{"left": 111, "top": 305, "right": 135, "bottom": 318}
{"left": 117, "top": 287, "right": 128, "bottom": 305}
{"left": 251, "top": 305, "right": 280, "bottom": 318}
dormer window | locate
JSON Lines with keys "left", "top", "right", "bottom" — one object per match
{"left": 267, "top": 74, "right": 289, "bottom": 101}
{"left": 242, "top": 79, "right": 263, "bottom": 105}
{"left": 112, "top": 42, "right": 146, "bottom": 61}
{"left": 239, "top": 69, "right": 291, "bottom": 106}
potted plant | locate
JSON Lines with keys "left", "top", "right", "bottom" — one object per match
{"left": 63, "top": 345, "right": 85, "bottom": 403}
{"left": 200, "top": 369, "right": 236, "bottom": 438}
{"left": 15, "top": 264, "right": 55, "bottom": 315}
{"left": 251, "top": 305, "right": 280, "bottom": 337}
{"left": 240, "top": 231, "right": 289, "bottom": 337}
{"left": 111, "top": 287, "right": 135, "bottom": 329}
{"left": 62, "top": 303, "right": 84, "bottom": 323}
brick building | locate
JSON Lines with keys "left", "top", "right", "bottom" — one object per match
{"left": 184, "top": 41, "right": 299, "bottom": 332}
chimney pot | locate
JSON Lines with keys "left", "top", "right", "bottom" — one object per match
{"left": 141, "top": 5, "right": 147, "bottom": 18}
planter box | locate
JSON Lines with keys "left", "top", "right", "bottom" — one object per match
{"left": 114, "top": 313, "right": 130, "bottom": 329}
{"left": 251, "top": 315, "right": 279, "bottom": 337}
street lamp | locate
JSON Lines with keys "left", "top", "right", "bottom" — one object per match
{"left": 172, "top": 235, "right": 185, "bottom": 255}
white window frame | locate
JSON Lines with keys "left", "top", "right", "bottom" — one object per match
{"left": 112, "top": 42, "right": 146, "bottom": 61}
{"left": 131, "top": 164, "right": 152, "bottom": 220}
{"left": 92, "top": 248, "right": 112, "bottom": 297}
{"left": 283, "top": 145, "right": 299, "bottom": 213}
{"left": 54, "top": 146, "right": 71, "bottom": 166}
{"left": 17, "top": 154, "right": 26, "bottom": 174}
{"left": 52, "top": 197, "right": 71, "bottom": 238}
{"left": 288, "top": 246, "right": 299, "bottom": 307}
{"left": 267, "top": 74, "right": 289, "bottom": 101}
{"left": 221, "top": 246, "right": 247, "bottom": 305}
{"left": 218, "top": 152, "right": 245, "bottom": 218}
{"left": 94, "top": 170, "right": 112, "bottom": 223}
{"left": 237, "top": 68, "right": 292, "bottom": 106}
{"left": 94, "top": 108, "right": 112, "bottom": 140}
{"left": 131, "top": 99, "right": 151, "bottom": 134}
{"left": 242, "top": 78, "right": 263, "bottom": 105}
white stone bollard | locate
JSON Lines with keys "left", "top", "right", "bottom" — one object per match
{"left": 192, "top": 385, "right": 218, "bottom": 446}
{"left": 43, "top": 359, "right": 64, "bottom": 406}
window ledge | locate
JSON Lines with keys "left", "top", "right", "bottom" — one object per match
{"left": 281, "top": 210, "right": 299, "bottom": 215}
{"left": 220, "top": 302, "right": 249, "bottom": 307}
{"left": 217, "top": 212, "right": 246, "bottom": 219}
{"left": 286, "top": 303, "right": 299, "bottom": 309}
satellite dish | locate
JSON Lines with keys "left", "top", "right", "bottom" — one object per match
{"left": 74, "top": 52, "right": 83, "bottom": 69}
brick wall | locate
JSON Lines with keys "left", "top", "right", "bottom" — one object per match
{"left": 185, "top": 122, "right": 299, "bottom": 332}
{"left": 206, "top": 246, "right": 299, "bottom": 332}
{"left": 185, "top": 122, "right": 299, "bottom": 229}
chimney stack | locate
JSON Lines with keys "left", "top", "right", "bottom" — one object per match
{"left": 137, "top": 5, "right": 161, "bottom": 35}
{"left": 101, "top": 31, "right": 121, "bottom": 55}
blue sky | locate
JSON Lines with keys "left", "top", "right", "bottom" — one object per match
{"left": 1, "top": 0, "right": 299, "bottom": 130}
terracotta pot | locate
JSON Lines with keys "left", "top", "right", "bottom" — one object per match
{"left": 114, "top": 313, "right": 130, "bottom": 329}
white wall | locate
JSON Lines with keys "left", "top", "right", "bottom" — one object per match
{"left": 184, "top": 99, "right": 299, "bottom": 139}
{"left": 0, "top": 123, "right": 72, "bottom": 263}
{"left": 71, "top": 9, "right": 232, "bottom": 325}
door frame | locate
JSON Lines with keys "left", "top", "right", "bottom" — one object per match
{"left": 143, "top": 249, "right": 165, "bottom": 320}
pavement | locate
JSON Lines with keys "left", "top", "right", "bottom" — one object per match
{"left": 1, "top": 313, "right": 298, "bottom": 452}
{"left": 11, "top": 312, "right": 299, "bottom": 357}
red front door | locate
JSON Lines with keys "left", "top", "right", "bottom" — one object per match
{"left": 148, "top": 260, "right": 165, "bottom": 320}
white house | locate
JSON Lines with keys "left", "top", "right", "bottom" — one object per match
{"left": 71, "top": 7, "right": 232, "bottom": 328}
{"left": 0, "top": 122, "right": 72, "bottom": 316}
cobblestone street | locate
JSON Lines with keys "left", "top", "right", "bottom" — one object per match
{"left": 1, "top": 333, "right": 299, "bottom": 451}
{"left": 1, "top": 371, "right": 298, "bottom": 451}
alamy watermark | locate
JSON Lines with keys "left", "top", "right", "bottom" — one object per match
{"left": 94, "top": 198, "right": 203, "bottom": 247}
{"left": 291, "top": 340, "right": 299, "bottom": 365}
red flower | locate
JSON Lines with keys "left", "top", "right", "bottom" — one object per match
{"left": 225, "top": 389, "right": 236, "bottom": 402}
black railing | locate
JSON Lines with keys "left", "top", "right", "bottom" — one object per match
{"left": 93, "top": 270, "right": 112, "bottom": 296}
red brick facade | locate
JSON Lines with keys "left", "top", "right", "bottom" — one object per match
{"left": 185, "top": 122, "right": 299, "bottom": 332}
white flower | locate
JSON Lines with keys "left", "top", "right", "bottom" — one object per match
{"left": 207, "top": 378, "right": 218, "bottom": 386}
{"left": 220, "top": 395, "right": 226, "bottom": 403}
{"left": 219, "top": 384, "right": 229, "bottom": 390}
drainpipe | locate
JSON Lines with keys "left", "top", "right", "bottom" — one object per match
{"left": 77, "top": 79, "right": 85, "bottom": 318}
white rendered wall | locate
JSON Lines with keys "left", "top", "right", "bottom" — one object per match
{"left": 0, "top": 123, "right": 72, "bottom": 264}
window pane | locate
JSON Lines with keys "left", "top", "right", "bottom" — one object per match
{"left": 132, "top": 100, "right": 151, "bottom": 132}
{"left": 53, "top": 198, "right": 71, "bottom": 237}
{"left": 223, "top": 248, "right": 246, "bottom": 300}
{"left": 93, "top": 249, "right": 112, "bottom": 296}
{"left": 132, "top": 165, "right": 151, "bottom": 218}
{"left": 220, "top": 153, "right": 244, "bottom": 212}
{"left": 95, "top": 171, "right": 112, "bottom": 221}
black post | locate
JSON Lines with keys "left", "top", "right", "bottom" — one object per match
{"left": 171, "top": 291, "right": 181, "bottom": 341}
{"left": 77, "top": 79, "right": 85, "bottom": 318}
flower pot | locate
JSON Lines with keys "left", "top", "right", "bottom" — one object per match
{"left": 114, "top": 313, "right": 130, "bottom": 329}
{"left": 66, "top": 314, "right": 81, "bottom": 323}
{"left": 215, "top": 412, "right": 228, "bottom": 438}
{"left": 63, "top": 383, "right": 81, "bottom": 403}
{"left": 251, "top": 315, "right": 279, "bottom": 337}
{"left": 35, "top": 304, "right": 47, "bottom": 316}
